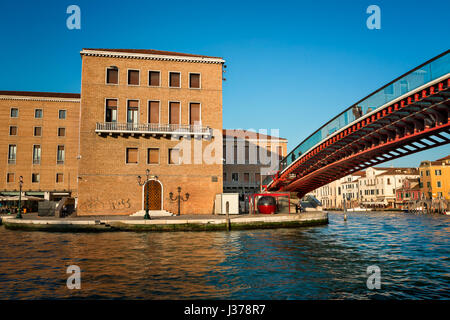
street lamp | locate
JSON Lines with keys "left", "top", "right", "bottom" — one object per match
{"left": 137, "top": 169, "right": 151, "bottom": 220}
{"left": 16, "top": 176, "right": 23, "bottom": 219}
{"left": 169, "top": 186, "right": 189, "bottom": 216}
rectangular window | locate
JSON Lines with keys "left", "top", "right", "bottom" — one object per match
{"left": 105, "top": 99, "right": 118, "bottom": 122}
{"left": 128, "top": 70, "right": 140, "bottom": 85}
{"left": 277, "top": 146, "right": 283, "bottom": 160}
{"left": 147, "top": 148, "right": 159, "bottom": 164}
{"left": 126, "top": 148, "right": 138, "bottom": 164}
{"left": 148, "top": 101, "right": 160, "bottom": 124}
{"left": 168, "top": 148, "right": 180, "bottom": 165}
{"left": 57, "top": 145, "right": 65, "bottom": 164}
{"left": 10, "top": 108, "right": 18, "bottom": 118}
{"left": 106, "top": 67, "right": 118, "bottom": 84}
{"left": 169, "top": 102, "right": 180, "bottom": 124}
{"left": 127, "top": 100, "right": 139, "bottom": 125}
{"left": 35, "top": 109, "right": 43, "bottom": 118}
{"left": 7, "top": 173, "right": 14, "bottom": 183}
{"left": 189, "top": 103, "right": 200, "bottom": 125}
{"left": 244, "top": 173, "right": 249, "bottom": 183}
{"left": 34, "top": 126, "right": 42, "bottom": 136}
{"left": 231, "top": 173, "right": 239, "bottom": 182}
{"left": 33, "top": 145, "right": 41, "bottom": 164}
{"left": 58, "top": 127, "right": 66, "bottom": 137}
{"left": 56, "top": 173, "right": 63, "bottom": 183}
{"left": 59, "top": 110, "right": 66, "bottom": 119}
{"left": 169, "top": 72, "right": 181, "bottom": 88}
{"left": 427, "top": 182, "right": 431, "bottom": 188}
{"left": 189, "top": 73, "right": 200, "bottom": 88}
{"left": 8, "top": 145, "right": 16, "bottom": 164}
{"left": 32, "top": 173, "right": 40, "bottom": 183}
{"left": 149, "top": 71, "right": 160, "bottom": 86}
{"left": 437, "top": 181, "right": 442, "bottom": 188}
{"left": 9, "top": 126, "right": 17, "bottom": 136}
{"left": 435, "top": 170, "right": 442, "bottom": 176}
{"left": 255, "top": 173, "right": 261, "bottom": 183}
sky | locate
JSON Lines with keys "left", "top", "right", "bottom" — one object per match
{"left": 0, "top": 0, "right": 449, "bottom": 167}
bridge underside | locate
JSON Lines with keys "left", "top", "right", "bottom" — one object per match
{"left": 268, "top": 77, "right": 450, "bottom": 196}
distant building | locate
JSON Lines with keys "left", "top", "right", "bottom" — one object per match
{"left": 395, "top": 178, "right": 421, "bottom": 208}
{"left": 222, "top": 129, "right": 287, "bottom": 195}
{"left": 419, "top": 155, "right": 450, "bottom": 200}
{"left": 358, "top": 167, "right": 419, "bottom": 208}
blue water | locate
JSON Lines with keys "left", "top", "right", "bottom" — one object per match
{"left": 0, "top": 212, "right": 449, "bottom": 299}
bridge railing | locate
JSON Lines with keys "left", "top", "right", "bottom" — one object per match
{"left": 264, "top": 50, "right": 450, "bottom": 188}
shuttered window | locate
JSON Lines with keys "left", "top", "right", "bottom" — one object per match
{"left": 147, "top": 148, "right": 159, "bottom": 164}
{"left": 34, "top": 127, "right": 42, "bottom": 136}
{"left": 58, "top": 127, "right": 66, "bottom": 137}
{"left": 189, "top": 73, "right": 200, "bottom": 88}
{"left": 126, "top": 148, "right": 138, "bottom": 164}
{"left": 169, "top": 102, "right": 180, "bottom": 124}
{"left": 149, "top": 71, "right": 160, "bottom": 86}
{"left": 7, "top": 173, "right": 14, "bottom": 183}
{"left": 56, "top": 173, "right": 64, "bottom": 183}
{"left": 127, "top": 100, "right": 139, "bottom": 124}
{"left": 189, "top": 103, "right": 200, "bottom": 125}
{"left": 128, "top": 70, "right": 140, "bottom": 85}
{"left": 244, "top": 173, "right": 249, "bottom": 182}
{"left": 168, "top": 148, "right": 179, "bottom": 164}
{"left": 148, "top": 101, "right": 160, "bottom": 124}
{"left": 169, "top": 72, "right": 180, "bottom": 87}
{"left": 107, "top": 68, "right": 118, "bottom": 84}
{"left": 9, "top": 126, "right": 17, "bottom": 136}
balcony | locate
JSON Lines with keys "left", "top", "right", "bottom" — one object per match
{"left": 95, "top": 122, "right": 212, "bottom": 138}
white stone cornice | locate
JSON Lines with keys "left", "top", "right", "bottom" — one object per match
{"left": 80, "top": 50, "right": 225, "bottom": 64}
{"left": 0, "top": 95, "right": 80, "bottom": 102}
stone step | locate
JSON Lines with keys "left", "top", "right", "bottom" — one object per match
{"left": 130, "top": 210, "right": 174, "bottom": 217}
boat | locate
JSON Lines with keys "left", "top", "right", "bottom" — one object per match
{"left": 346, "top": 207, "right": 372, "bottom": 212}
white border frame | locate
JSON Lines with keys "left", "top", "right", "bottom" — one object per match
{"left": 188, "top": 102, "right": 202, "bottom": 125}
{"left": 125, "top": 147, "right": 139, "bottom": 165}
{"left": 10, "top": 107, "right": 18, "bottom": 118}
{"left": 57, "top": 127, "right": 66, "bottom": 138}
{"left": 127, "top": 68, "right": 140, "bottom": 86}
{"left": 104, "top": 97, "right": 119, "bottom": 123}
{"left": 33, "top": 126, "right": 42, "bottom": 137}
{"left": 126, "top": 99, "right": 140, "bottom": 124}
{"left": 31, "top": 172, "right": 40, "bottom": 183}
{"left": 168, "top": 148, "right": 180, "bottom": 165}
{"left": 58, "top": 109, "right": 67, "bottom": 120}
{"left": 148, "top": 70, "right": 161, "bottom": 87}
{"left": 56, "top": 145, "right": 65, "bottom": 165}
{"left": 147, "top": 148, "right": 160, "bottom": 165}
{"left": 105, "top": 66, "right": 119, "bottom": 85}
{"left": 188, "top": 72, "right": 201, "bottom": 89}
{"left": 32, "top": 144, "right": 41, "bottom": 165}
{"left": 168, "top": 71, "right": 181, "bottom": 88}
{"left": 148, "top": 100, "right": 161, "bottom": 124}
{"left": 34, "top": 108, "right": 43, "bottom": 119}
{"left": 168, "top": 101, "right": 182, "bottom": 125}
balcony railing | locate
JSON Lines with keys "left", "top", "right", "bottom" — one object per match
{"left": 95, "top": 122, "right": 212, "bottom": 137}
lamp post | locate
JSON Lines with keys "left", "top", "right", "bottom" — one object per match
{"left": 169, "top": 187, "right": 189, "bottom": 216}
{"left": 16, "top": 176, "right": 23, "bottom": 219}
{"left": 137, "top": 169, "right": 151, "bottom": 220}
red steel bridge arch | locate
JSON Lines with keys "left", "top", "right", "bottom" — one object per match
{"left": 265, "top": 50, "right": 450, "bottom": 197}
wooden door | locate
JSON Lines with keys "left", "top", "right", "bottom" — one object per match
{"left": 144, "top": 180, "right": 162, "bottom": 210}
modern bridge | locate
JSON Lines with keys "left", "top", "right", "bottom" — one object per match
{"left": 264, "top": 50, "right": 450, "bottom": 197}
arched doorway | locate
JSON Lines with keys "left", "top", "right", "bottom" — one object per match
{"left": 143, "top": 180, "right": 162, "bottom": 211}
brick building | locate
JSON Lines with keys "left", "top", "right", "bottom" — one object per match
{"left": 0, "top": 91, "right": 80, "bottom": 204}
{"left": 222, "top": 129, "right": 287, "bottom": 195}
{"left": 1, "top": 48, "right": 225, "bottom": 216}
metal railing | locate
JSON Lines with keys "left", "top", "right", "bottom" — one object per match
{"left": 95, "top": 122, "right": 211, "bottom": 135}
{"left": 264, "top": 50, "right": 450, "bottom": 187}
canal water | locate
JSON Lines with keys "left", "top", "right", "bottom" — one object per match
{"left": 0, "top": 212, "right": 449, "bottom": 300}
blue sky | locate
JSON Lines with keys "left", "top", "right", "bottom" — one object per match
{"left": 0, "top": 0, "right": 449, "bottom": 167}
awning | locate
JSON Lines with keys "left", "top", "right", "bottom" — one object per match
{"left": 0, "top": 195, "right": 45, "bottom": 201}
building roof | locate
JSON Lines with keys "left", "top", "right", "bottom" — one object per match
{"left": 437, "top": 154, "right": 450, "bottom": 161}
{"left": 376, "top": 167, "right": 419, "bottom": 176}
{"left": 223, "top": 129, "right": 287, "bottom": 141}
{"left": 0, "top": 90, "right": 80, "bottom": 99}
{"left": 420, "top": 154, "right": 450, "bottom": 166}
{"left": 81, "top": 48, "right": 224, "bottom": 61}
